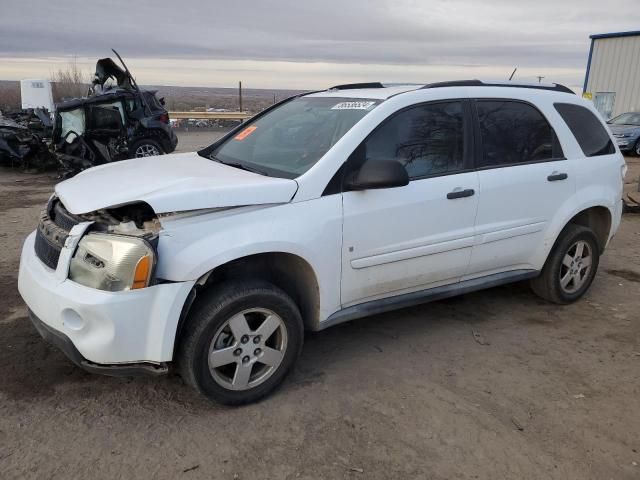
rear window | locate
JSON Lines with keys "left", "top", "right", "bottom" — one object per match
{"left": 143, "top": 92, "right": 165, "bottom": 113}
{"left": 554, "top": 103, "right": 615, "bottom": 157}
{"left": 476, "top": 100, "right": 562, "bottom": 167}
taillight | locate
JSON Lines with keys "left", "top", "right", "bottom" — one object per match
{"left": 159, "top": 113, "right": 169, "bottom": 124}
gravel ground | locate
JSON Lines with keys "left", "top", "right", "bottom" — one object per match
{"left": 0, "top": 140, "right": 639, "bottom": 479}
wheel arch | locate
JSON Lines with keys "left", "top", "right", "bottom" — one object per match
{"left": 173, "top": 251, "right": 321, "bottom": 357}
{"left": 564, "top": 205, "right": 612, "bottom": 253}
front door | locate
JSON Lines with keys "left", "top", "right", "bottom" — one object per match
{"left": 341, "top": 100, "right": 479, "bottom": 306}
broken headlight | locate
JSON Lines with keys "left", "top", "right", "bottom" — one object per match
{"left": 69, "top": 233, "right": 155, "bottom": 291}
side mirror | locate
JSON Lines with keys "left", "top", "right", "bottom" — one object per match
{"left": 345, "top": 158, "right": 409, "bottom": 191}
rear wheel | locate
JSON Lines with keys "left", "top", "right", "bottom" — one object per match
{"left": 634, "top": 139, "right": 640, "bottom": 156}
{"left": 530, "top": 224, "right": 600, "bottom": 304}
{"left": 131, "top": 139, "right": 164, "bottom": 158}
{"left": 177, "top": 280, "right": 303, "bottom": 405}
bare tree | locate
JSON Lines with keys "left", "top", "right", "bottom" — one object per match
{"left": 50, "top": 58, "right": 90, "bottom": 102}
{"left": 0, "top": 83, "right": 21, "bottom": 112}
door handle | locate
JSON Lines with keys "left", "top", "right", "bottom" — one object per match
{"left": 547, "top": 172, "right": 568, "bottom": 182}
{"left": 446, "top": 188, "right": 475, "bottom": 200}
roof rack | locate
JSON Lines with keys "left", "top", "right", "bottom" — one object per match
{"left": 328, "top": 82, "right": 385, "bottom": 90}
{"left": 420, "top": 79, "right": 575, "bottom": 95}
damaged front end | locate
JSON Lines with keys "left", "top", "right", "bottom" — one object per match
{"left": 54, "top": 102, "right": 129, "bottom": 178}
{"left": 36, "top": 196, "right": 162, "bottom": 291}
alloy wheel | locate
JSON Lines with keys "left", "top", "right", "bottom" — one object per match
{"left": 135, "top": 144, "right": 161, "bottom": 157}
{"left": 208, "top": 308, "right": 288, "bottom": 391}
{"left": 559, "top": 240, "right": 593, "bottom": 294}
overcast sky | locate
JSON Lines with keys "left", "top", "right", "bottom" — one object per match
{"left": 0, "top": 0, "right": 637, "bottom": 90}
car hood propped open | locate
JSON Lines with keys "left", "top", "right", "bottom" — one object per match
{"left": 55, "top": 152, "right": 299, "bottom": 214}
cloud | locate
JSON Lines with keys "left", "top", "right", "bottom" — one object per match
{"left": 0, "top": 0, "right": 637, "bottom": 87}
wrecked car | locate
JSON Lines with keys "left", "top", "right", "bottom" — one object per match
{"left": 0, "top": 111, "right": 54, "bottom": 169}
{"left": 18, "top": 80, "right": 624, "bottom": 406}
{"left": 54, "top": 51, "right": 177, "bottom": 177}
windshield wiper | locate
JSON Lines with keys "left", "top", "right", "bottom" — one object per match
{"left": 210, "top": 156, "right": 269, "bottom": 176}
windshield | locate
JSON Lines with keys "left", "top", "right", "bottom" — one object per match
{"left": 609, "top": 112, "right": 640, "bottom": 126}
{"left": 202, "top": 96, "right": 380, "bottom": 178}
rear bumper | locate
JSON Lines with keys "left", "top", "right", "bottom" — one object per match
{"left": 28, "top": 309, "right": 167, "bottom": 376}
{"left": 616, "top": 138, "right": 636, "bottom": 152}
{"left": 165, "top": 128, "right": 178, "bottom": 152}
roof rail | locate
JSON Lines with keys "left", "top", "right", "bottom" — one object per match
{"left": 421, "top": 79, "right": 575, "bottom": 95}
{"left": 328, "top": 82, "right": 385, "bottom": 90}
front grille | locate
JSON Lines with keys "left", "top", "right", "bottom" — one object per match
{"left": 52, "top": 200, "right": 80, "bottom": 231}
{"left": 34, "top": 198, "right": 78, "bottom": 270}
{"left": 34, "top": 227, "right": 63, "bottom": 270}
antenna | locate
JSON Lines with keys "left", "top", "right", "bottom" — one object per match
{"left": 509, "top": 67, "right": 517, "bottom": 81}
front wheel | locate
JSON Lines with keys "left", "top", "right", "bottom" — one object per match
{"left": 530, "top": 224, "right": 600, "bottom": 304}
{"left": 177, "top": 281, "right": 304, "bottom": 405}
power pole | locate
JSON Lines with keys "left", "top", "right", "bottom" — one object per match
{"left": 536, "top": 76, "right": 545, "bottom": 83}
{"left": 238, "top": 81, "right": 243, "bottom": 112}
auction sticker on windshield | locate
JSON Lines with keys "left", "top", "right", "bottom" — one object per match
{"left": 331, "top": 101, "right": 376, "bottom": 110}
{"left": 234, "top": 126, "right": 257, "bottom": 141}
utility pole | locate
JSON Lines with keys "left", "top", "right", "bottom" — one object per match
{"left": 536, "top": 75, "right": 545, "bottom": 83}
{"left": 238, "top": 81, "right": 243, "bottom": 112}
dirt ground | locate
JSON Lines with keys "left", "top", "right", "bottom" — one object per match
{"left": 0, "top": 137, "right": 639, "bottom": 479}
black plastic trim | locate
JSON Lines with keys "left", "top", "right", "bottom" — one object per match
{"left": 547, "top": 173, "right": 568, "bottom": 181}
{"left": 421, "top": 79, "right": 575, "bottom": 95}
{"left": 447, "top": 188, "right": 475, "bottom": 199}
{"left": 329, "top": 82, "right": 385, "bottom": 90}
{"left": 320, "top": 269, "right": 539, "bottom": 330}
{"left": 29, "top": 310, "right": 168, "bottom": 377}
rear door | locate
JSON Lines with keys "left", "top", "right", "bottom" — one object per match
{"left": 466, "top": 99, "right": 575, "bottom": 277}
{"left": 341, "top": 100, "right": 480, "bottom": 306}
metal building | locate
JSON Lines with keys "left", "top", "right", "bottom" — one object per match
{"left": 583, "top": 30, "right": 640, "bottom": 119}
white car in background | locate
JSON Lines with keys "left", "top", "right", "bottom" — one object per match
{"left": 19, "top": 80, "right": 625, "bottom": 404}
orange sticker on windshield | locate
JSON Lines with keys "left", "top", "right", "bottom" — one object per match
{"left": 234, "top": 126, "right": 257, "bottom": 141}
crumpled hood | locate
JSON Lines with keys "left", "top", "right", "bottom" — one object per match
{"left": 55, "top": 152, "right": 298, "bottom": 214}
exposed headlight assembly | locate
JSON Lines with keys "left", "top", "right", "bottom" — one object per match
{"left": 69, "top": 233, "right": 155, "bottom": 291}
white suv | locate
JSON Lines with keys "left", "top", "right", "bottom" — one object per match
{"left": 19, "top": 80, "right": 625, "bottom": 404}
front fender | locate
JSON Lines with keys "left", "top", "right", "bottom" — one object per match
{"left": 155, "top": 197, "right": 343, "bottom": 322}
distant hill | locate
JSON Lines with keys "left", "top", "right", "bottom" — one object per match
{"left": 0, "top": 80, "right": 307, "bottom": 113}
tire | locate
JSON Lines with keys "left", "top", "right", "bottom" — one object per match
{"left": 530, "top": 224, "right": 600, "bottom": 304}
{"left": 634, "top": 139, "right": 640, "bottom": 157}
{"left": 177, "top": 280, "right": 304, "bottom": 405}
{"left": 130, "top": 139, "right": 165, "bottom": 158}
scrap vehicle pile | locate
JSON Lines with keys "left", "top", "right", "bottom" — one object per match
{"left": 54, "top": 50, "right": 178, "bottom": 178}
{"left": 0, "top": 108, "right": 54, "bottom": 169}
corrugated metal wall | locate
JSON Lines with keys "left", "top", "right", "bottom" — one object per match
{"left": 586, "top": 35, "right": 640, "bottom": 117}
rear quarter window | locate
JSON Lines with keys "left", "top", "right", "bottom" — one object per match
{"left": 554, "top": 103, "right": 615, "bottom": 157}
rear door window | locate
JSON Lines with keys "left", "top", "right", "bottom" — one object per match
{"left": 475, "top": 100, "right": 563, "bottom": 168}
{"left": 554, "top": 103, "right": 615, "bottom": 157}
